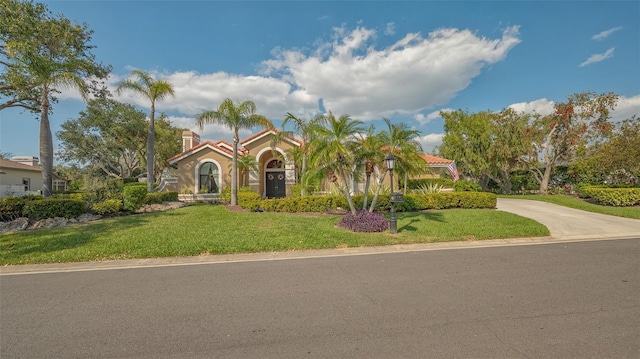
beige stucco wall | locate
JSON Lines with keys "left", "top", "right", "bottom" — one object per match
{"left": 243, "top": 135, "right": 299, "bottom": 197}
{"left": 175, "top": 148, "right": 232, "bottom": 194}
{"left": 0, "top": 168, "right": 43, "bottom": 197}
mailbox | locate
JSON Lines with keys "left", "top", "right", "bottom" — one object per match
{"left": 390, "top": 192, "right": 404, "bottom": 203}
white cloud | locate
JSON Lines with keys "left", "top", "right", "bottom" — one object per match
{"left": 611, "top": 94, "right": 640, "bottom": 123}
{"left": 415, "top": 108, "right": 454, "bottom": 124}
{"left": 508, "top": 98, "right": 555, "bottom": 116}
{"left": 579, "top": 47, "right": 615, "bottom": 67}
{"left": 165, "top": 115, "right": 254, "bottom": 145}
{"left": 384, "top": 22, "right": 396, "bottom": 36}
{"left": 58, "top": 25, "right": 522, "bottom": 125}
{"left": 506, "top": 95, "right": 639, "bottom": 123}
{"left": 591, "top": 26, "right": 622, "bottom": 41}
{"left": 417, "top": 133, "right": 444, "bottom": 154}
{"left": 261, "top": 25, "right": 521, "bottom": 120}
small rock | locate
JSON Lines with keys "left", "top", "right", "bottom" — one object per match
{"left": 77, "top": 213, "right": 102, "bottom": 222}
{"left": 0, "top": 217, "right": 30, "bottom": 234}
{"left": 28, "top": 217, "right": 68, "bottom": 230}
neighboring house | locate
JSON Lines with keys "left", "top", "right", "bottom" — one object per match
{"left": 165, "top": 130, "right": 454, "bottom": 201}
{"left": 418, "top": 154, "right": 454, "bottom": 179}
{"left": 0, "top": 157, "right": 43, "bottom": 198}
{"left": 167, "top": 129, "right": 302, "bottom": 201}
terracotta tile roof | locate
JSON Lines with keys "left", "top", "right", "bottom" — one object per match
{"left": 167, "top": 140, "right": 234, "bottom": 164}
{"left": 212, "top": 140, "right": 246, "bottom": 155}
{"left": 241, "top": 128, "right": 303, "bottom": 147}
{"left": 421, "top": 154, "right": 452, "bottom": 165}
{"left": 0, "top": 158, "right": 42, "bottom": 172}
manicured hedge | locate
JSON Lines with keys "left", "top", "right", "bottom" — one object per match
{"left": 144, "top": 191, "right": 179, "bottom": 204}
{"left": 237, "top": 191, "right": 262, "bottom": 212}
{"left": 91, "top": 199, "right": 123, "bottom": 215}
{"left": 243, "top": 192, "right": 497, "bottom": 213}
{"left": 22, "top": 199, "right": 86, "bottom": 220}
{"left": 579, "top": 187, "right": 640, "bottom": 207}
{"left": 261, "top": 195, "right": 341, "bottom": 213}
{"left": 123, "top": 183, "right": 148, "bottom": 212}
{"left": 0, "top": 195, "right": 43, "bottom": 221}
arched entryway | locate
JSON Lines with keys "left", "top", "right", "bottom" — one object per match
{"left": 265, "top": 159, "right": 285, "bottom": 198}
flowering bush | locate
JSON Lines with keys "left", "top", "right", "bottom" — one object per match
{"left": 337, "top": 211, "right": 389, "bottom": 232}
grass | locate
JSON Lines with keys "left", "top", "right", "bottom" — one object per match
{"left": 0, "top": 205, "right": 549, "bottom": 265}
{"left": 502, "top": 194, "right": 640, "bottom": 219}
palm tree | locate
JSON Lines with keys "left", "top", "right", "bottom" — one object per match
{"left": 369, "top": 118, "right": 425, "bottom": 211}
{"left": 196, "top": 99, "right": 273, "bottom": 206}
{"left": 271, "top": 112, "right": 326, "bottom": 196}
{"left": 307, "top": 112, "right": 364, "bottom": 215}
{"left": 116, "top": 70, "right": 174, "bottom": 192}
{"left": 37, "top": 69, "right": 93, "bottom": 198}
{"left": 0, "top": 0, "right": 110, "bottom": 197}
{"left": 234, "top": 154, "right": 259, "bottom": 187}
{"left": 354, "top": 125, "right": 385, "bottom": 210}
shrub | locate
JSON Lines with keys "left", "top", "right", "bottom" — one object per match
{"left": 144, "top": 192, "right": 165, "bottom": 205}
{"left": 414, "top": 183, "right": 443, "bottom": 194}
{"left": 289, "top": 184, "right": 303, "bottom": 197}
{"left": 91, "top": 199, "right": 123, "bottom": 215}
{"left": 161, "top": 191, "right": 179, "bottom": 202}
{"left": 22, "top": 199, "right": 86, "bottom": 220}
{"left": 220, "top": 186, "right": 255, "bottom": 204}
{"left": 53, "top": 191, "right": 96, "bottom": 206}
{"left": 391, "top": 192, "right": 495, "bottom": 211}
{"left": 454, "top": 180, "right": 482, "bottom": 192}
{"left": 405, "top": 178, "right": 454, "bottom": 190}
{"left": 580, "top": 187, "right": 640, "bottom": 207}
{"left": 337, "top": 211, "right": 389, "bottom": 232}
{"left": 123, "top": 183, "right": 148, "bottom": 212}
{"left": 0, "top": 195, "right": 42, "bottom": 221}
{"left": 143, "top": 191, "right": 178, "bottom": 205}
{"left": 238, "top": 191, "right": 262, "bottom": 211}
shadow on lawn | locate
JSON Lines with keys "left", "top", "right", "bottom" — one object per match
{"left": 397, "top": 211, "right": 446, "bottom": 233}
{"left": 0, "top": 211, "right": 186, "bottom": 264}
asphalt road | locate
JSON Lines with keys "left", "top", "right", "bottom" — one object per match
{"left": 2, "top": 238, "right": 639, "bottom": 359}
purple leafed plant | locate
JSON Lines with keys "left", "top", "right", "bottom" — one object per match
{"left": 337, "top": 211, "right": 389, "bottom": 232}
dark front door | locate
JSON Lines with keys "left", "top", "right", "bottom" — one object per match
{"left": 266, "top": 171, "right": 286, "bottom": 198}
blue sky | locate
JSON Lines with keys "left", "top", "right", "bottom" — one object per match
{"left": 1, "top": 0, "right": 639, "bottom": 160}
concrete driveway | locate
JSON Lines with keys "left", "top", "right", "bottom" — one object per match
{"left": 497, "top": 198, "right": 640, "bottom": 240}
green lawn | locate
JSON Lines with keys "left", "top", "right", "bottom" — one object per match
{"left": 0, "top": 205, "right": 549, "bottom": 265}
{"left": 503, "top": 194, "right": 640, "bottom": 219}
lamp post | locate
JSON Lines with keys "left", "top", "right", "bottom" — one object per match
{"left": 384, "top": 152, "right": 397, "bottom": 234}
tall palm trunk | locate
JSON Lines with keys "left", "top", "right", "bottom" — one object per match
{"left": 300, "top": 155, "right": 307, "bottom": 197}
{"left": 146, "top": 103, "right": 155, "bottom": 192}
{"left": 369, "top": 170, "right": 387, "bottom": 212}
{"left": 39, "top": 88, "right": 53, "bottom": 198}
{"left": 362, "top": 161, "right": 373, "bottom": 210}
{"left": 231, "top": 129, "right": 239, "bottom": 206}
{"left": 338, "top": 168, "right": 357, "bottom": 215}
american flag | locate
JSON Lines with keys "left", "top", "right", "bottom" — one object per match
{"left": 446, "top": 161, "right": 459, "bottom": 182}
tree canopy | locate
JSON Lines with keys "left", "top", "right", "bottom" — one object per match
{"left": 439, "top": 92, "right": 623, "bottom": 194}
{"left": 116, "top": 69, "right": 175, "bottom": 192}
{"left": 1, "top": 0, "right": 110, "bottom": 197}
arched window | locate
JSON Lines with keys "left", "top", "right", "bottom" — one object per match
{"left": 199, "top": 162, "right": 219, "bottom": 194}
{"left": 266, "top": 159, "right": 282, "bottom": 169}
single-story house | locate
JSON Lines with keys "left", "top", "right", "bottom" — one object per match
{"left": 165, "top": 130, "right": 453, "bottom": 201}
{"left": 166, "top": 129, "right": 302, "bottom": 201}
{"left": 0, "top": 157, "right": 43, "bottom": 198}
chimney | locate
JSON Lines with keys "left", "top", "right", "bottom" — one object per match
{"left": 182, "top": 131, "right": 200, "bottom": 152}
{"left": 10, "top": 156, "right": 39, "bottom": 166}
